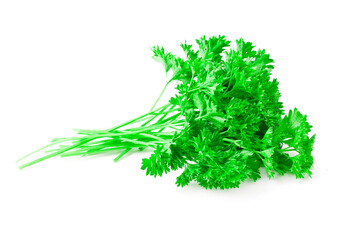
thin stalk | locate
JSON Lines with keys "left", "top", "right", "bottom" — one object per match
{"left": 19, "top": 138, "right": 95, "bottom": 169}
{"left": 223, "top": 138, "right": 244, "bottom": 148}
{"left": 113, "top": 104, "right": 169, "bottom": 161}
{"left": 16, "top": 139, "right": 69, "bottom": 163}
{"left": 113, "top": 148, "right": 133, "bottom": 162}
{"left": 17, "top": 99, "right": 183, "bottom": 168}
{"left": 107, "top": 103, "right": 171, "bottom": 132}
{"left": 73, "top": 107, "right": 180, "bottom": 135}
{"left": 150, "top": 81, "right": 170, "bottom": 111}
{"left": 114, "top": 104, "right": 177, "bottom": 161}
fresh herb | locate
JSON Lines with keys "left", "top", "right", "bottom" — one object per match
{"left": 18, "top": 35, "right": 315, "bottom": 189}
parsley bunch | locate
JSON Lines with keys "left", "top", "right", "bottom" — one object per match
{"left": 18, "top": 35, "right": 315, "bottom": 189}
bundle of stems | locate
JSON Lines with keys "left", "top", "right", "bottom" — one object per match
{"left": 17, "top": 90, "right": 182, "bottom": 169}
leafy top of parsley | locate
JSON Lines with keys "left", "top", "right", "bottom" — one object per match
{"left": 142, "top": 35, "right": 315, "bottom": 189}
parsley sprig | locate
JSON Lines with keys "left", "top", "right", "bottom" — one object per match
{"left": 18, "top": 35, "right": 315, "bottom": 189}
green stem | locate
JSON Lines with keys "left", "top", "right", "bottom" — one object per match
{"left": 107, "top": 103, "right": 170, "bottom": 132}
{"left": 113, "top": 148, "right": 133, "bottom": 162}
{"left": 150, "top": 81, "right": 170, "bottom": 111}
{"left": 16, "top": 139, "right": 68, "bottom": 163}
{"left": 19, "top": 138, "right": 95, "bottom": 169}
{"left": 223, "top": 138, "right": 244, "bottom": 148}
{"left": 114, "top": 105, "right": 180, "bottom": 161}
{"left": 17, "top": 88, "right": 184, "bottom": 168}
{"left": 113, "top": 104, "right": 170, "bottom": 161}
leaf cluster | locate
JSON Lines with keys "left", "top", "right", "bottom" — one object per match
{"left": 141, "top": 35, "right": 315, "bottom": 189}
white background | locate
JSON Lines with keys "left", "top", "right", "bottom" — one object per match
{"left": 0, "top": 0, "right": 337, "bottom": 239}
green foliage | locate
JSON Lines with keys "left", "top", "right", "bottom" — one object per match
{"left": 145, "top": 35, "right": 315, "bottom": 189}
{"left": 18, "top": 35, "right": 315, "bottom": 190}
